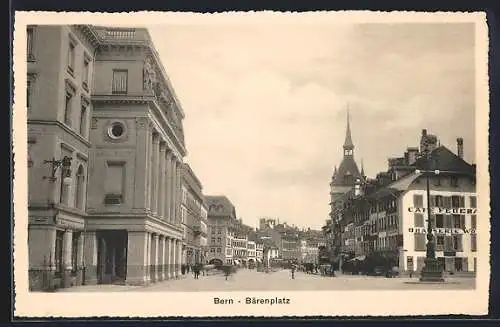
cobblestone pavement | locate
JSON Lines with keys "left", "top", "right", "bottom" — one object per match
{"left": 133, "top": 268, "right": 475, "bottom": 292}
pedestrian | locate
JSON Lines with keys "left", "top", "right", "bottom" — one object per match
{"left": 291, "top": 265, "right": 295, "bottom": 279}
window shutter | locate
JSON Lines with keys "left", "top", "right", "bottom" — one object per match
{"left": 444, "top": 197, "right": 451, "bottom": 208}
{"left": 471, "top": 215, "right": 477, "bottom": 229}
{"left": 456, "top": 235, "right": 463, "bottom": 252}
{"left": 459, "top": 196, "right": 465, "bottom": 207}
{"left": 460, "top": 215, "right": 465, "bottom": 230}
{"left": 471, "top": 234, "right": 477, "bottom": 251}
{"left": 445, "top": 215, "right": 453, "bottom": 228}
{"left": 414, "top": 234, "right": 426, "bottom": 251}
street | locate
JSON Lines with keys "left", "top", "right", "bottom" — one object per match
{"left": 56, "top": 268, "right": 475, "bottom": 293}
{"left": 132, "top": 268, "right": 475, "bottom": 292}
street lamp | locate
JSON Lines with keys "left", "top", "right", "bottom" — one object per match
{"left": 415, "top": 154, "right": 445, "bottom": 282}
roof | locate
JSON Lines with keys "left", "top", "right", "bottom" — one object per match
{"left": 205, "top": 195, "right": 236, "bottom": 217}
{"left": 331, "top": 156, "right": 363, "bottom": 186}
{"left": 413, "top": 146, "right": 475, "bottom": 175}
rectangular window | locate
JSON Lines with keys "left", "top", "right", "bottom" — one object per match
{"left": 82, "top": 58, "right": 90, "bottom": 90}
{"left": 433, "top": 176, "right": 441, "bottom": 186}
{"left": 435, "top": 195, "right": 443, "bottom": 207}
{"left": 471, "top": 234, "right": 477, "bottom": 252}
{"left": 217, "top": 237, "right": 221, "bottom": 244}
{"left": 210, "top": 247, "right": 215, "bottom": 253}
{"left": 451, "top": 196, "right": 460, "bottom": 208}
{"left": 450, "top": 176, "right": 459, "bottom": 187}
{"left": 444, "top": 236, "right": 453, "bottom": 251}
{"left": 413, "top": 194, "right": 423, "bottom": 208}
{"left": 414, "top": 214, "right": 424, "bottom": 227}
{"left": 67, "top": 40, "right": 75, "bottom": 74}
{"left": 27, "top": 26, "right": 35, "bottom": 60}
{"left": 453, "top": 215, "right": 465, "bottom": 229}
{"left": 414, "top": 234, "right": 426, "bottom": 251}
{"left": 112, "top": 69, "right": 128, "bottom": 94}
{"left": 471, "top": 215, "right": 477, "bottom": 229}
{"left": 217, "top": 247, "right": 222, "bottom": 253}
{"left": 79, "top": 104, "right": 87, "bottom": 136}
{"left": 435, "top": 214, "right": 444, "bottom": 228}
{"left": 104, "top": 162, "right": 125, "bottom": 205}
{"left": 64, "top": 91, "right": 73, "bottom": 126}
{"left": 443, "top": 196, "right": 451, "bottom": 208}
{"left": 470, "top": 196, "right": 477, "bottom": 208}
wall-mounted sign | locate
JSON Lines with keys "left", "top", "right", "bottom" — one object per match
{"left": 407, "top": 207, "right": 478, "bottom": 215}
{"left": 408, "top": 227, "right": 476, "bottom": 234}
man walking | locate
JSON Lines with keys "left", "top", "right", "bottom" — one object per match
{"left": 291, "top": 264, "right": 295, "bottom": 279}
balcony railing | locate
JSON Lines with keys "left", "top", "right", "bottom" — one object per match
{"left": 105, "top": 28, "right": 136, "bottom": 39}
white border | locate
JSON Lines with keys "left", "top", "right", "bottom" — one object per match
{"left": 13, "top": 11, "right": 490, "bottom": 317}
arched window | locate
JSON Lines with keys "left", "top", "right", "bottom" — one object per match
{"left": 75, "top": 165, "right": 85, "bottom": 210}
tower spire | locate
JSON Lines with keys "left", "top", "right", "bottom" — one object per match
{"left": 343, "top": 104, "right": 354, "bottom": 155}
{"left": 361, "top": 158, "right": 365, "bottom": 177}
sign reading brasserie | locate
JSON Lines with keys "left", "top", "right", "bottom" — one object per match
{"left": 407, "top": 207, "right": 478, "bottom": 215}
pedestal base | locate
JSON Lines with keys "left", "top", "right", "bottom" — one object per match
{"left": 419, "top": 258, "right": 445, "bottom": 282}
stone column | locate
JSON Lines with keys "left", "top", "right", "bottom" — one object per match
{"left": 171, "top": 238, "right": 177, "bottom": 278}
{"left": 151, "top": 133, "right": 160, "bottom": 215}
{"left": 83, "top": 231, "right": 98, "bottom": 285}
{"left": 62, "top": 230, "right": 73, "bottom": 288}
{"left": 134, "top": 117, "right": 150, "bottom": 209}
{"left": 76, "top": 233, "right": 85, "bottom": 285}
{"left": 170, "top": 157, "right": 177, "bottom": 224}
{"left": 165, "top": 151, "right": 173, "bottom": 223}
{"left": 171, "top": 158, "right": 179, "bottom": 224}
{"left": 126, "top": 231, "right": 149, "bottom": 285}
{"left": 159, "top": 235, "right": 166, "bottom": 280}
{"left": 148, "top": 131, "right": 154, "bottom": 212}
{"left": 151, "top": 233, "right": 159, "bottom": 282}
{"left": 165, "top": 237, "right": 172, "bottom": 279}
{"left": 158, "top": 142, "right": 166, "bottom": 219}
{"left": 176, "top": 161, "right": 182, "bottom": 225}
{"left": 175, "top": 239, "right": 182, "bottom": 277}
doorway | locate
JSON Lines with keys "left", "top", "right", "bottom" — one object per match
{"left": 96, "top": 230, "right": 128, "bottom": 284}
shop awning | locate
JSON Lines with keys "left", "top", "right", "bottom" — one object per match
{"left": 256, "top": 258, "right": 262, "bottom": 263}
{"left": 234, "top": 259, "right": 240, "bottom": 264}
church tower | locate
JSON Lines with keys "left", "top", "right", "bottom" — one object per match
{"left": 329, "top": 107, "right": 363, "bottom": 220}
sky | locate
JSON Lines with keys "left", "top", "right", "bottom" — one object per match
{"left": 148, "top": 22, "right": 476, "bottom": 230}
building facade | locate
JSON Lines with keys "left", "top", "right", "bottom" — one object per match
{"left": 246, "top": 241, "right": 256, "bottom": 265}
{"left": 180, "top": 163, "right": 207, "bottom": 266}
{"left": 206, "top": 196, "right": 237, "bottom": 265}
{"left": 27, "top": 25, "right": 187, "bottom": 290}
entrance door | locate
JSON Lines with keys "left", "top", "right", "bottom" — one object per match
{"left": 97, "top": 230, "right": 128, "bottom": 284}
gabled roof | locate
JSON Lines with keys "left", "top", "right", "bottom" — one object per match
{"left": 413, "top": 146, "right": 475, "bottom": 175}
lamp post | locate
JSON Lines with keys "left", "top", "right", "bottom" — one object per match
{"left": 416, "top": 153, "right": 445, "bottom": 282}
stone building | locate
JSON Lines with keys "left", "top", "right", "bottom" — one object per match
{"left": 180, "top": 163, "right": 208, "bottom": 266}
{"left": 27, "top": 25, "right": 187, "bottom": 290}
{"left": 206, "top": 196, "right": 238, "bottom": 265}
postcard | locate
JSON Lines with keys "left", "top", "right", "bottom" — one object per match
{"left": 13, "top": 10, "right": 490, "bottom": 317}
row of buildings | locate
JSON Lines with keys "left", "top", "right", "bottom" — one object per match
{"left": 324, "top": 111, "right": 478, "bottom": 275}
{"left": 25, "top": 24, "right": 253, "bottom": 291}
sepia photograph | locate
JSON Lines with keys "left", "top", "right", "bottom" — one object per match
{"left": 13, "top": 11, "right": 490, "bottom": 317}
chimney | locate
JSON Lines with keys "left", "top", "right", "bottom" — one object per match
{"left": 457, "top": 137, "right": 464, "bottom": 159}
{"left": 422, "top": 129, "right": 427, "bottom": 137}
